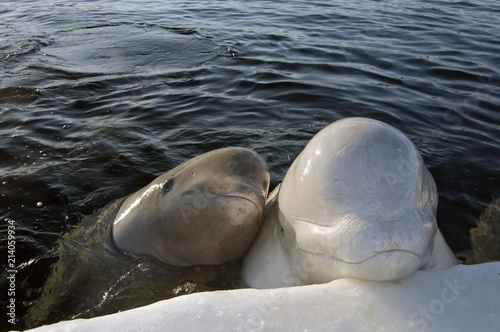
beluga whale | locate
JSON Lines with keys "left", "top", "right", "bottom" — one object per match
{"left": 26, "top": 147, "right": 270, "bottom": 328}
{"left": 242, "top": 117, "right": 457, "bottom": 288}
{"left": 111, "top": 147, "right": 270, "bottom": 266}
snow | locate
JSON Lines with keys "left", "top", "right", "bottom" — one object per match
{"left": 26, "top": 262, "right": 500, "bottom": 332}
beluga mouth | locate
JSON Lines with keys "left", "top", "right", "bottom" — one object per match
{"left": 340, "top": 249, "right": 421, "bottom": 264}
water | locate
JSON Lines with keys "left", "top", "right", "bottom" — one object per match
{"left": 1, "top": 0, "right": 499, "bottom": 329}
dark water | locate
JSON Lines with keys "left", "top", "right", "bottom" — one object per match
{"left": 1, "top": 0, "right": 499, "bottom": 329}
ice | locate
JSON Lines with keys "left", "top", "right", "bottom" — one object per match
{"left": 25, "top": 262, "right": 500, "bottom": 332}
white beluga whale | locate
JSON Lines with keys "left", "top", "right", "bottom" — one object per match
{"left": 243, "top": 117, "right": 457, "bottom": 288}
{"left": 111, "top": 147, "right": 270, "bottom": 266}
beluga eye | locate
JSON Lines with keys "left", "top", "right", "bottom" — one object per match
{"left": 162, "top": 179, "right": 174, "bottom": 193}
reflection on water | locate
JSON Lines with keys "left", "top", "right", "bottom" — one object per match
{"left": 0, "top": 0, "right": 499, "bottom": 329}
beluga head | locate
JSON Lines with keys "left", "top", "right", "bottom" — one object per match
{"left": 243, "top": 117, "right": 456, "bottom": 288}
{"left": 111, "top": 147, "right": 270, "bottom": 267}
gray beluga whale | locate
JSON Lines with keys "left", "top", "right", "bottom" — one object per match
{"left": 242, "top": 117, "right": 457, "bottom": 288}
{"left": 111, "top": 147, "right": 270, "bottom": 266}
{"left": 25, "top": 147, "right": 270, "bottom": 328}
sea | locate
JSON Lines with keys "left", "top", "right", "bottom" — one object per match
{"left": 1, "top": 0, "right": 499, "bottom": 330}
